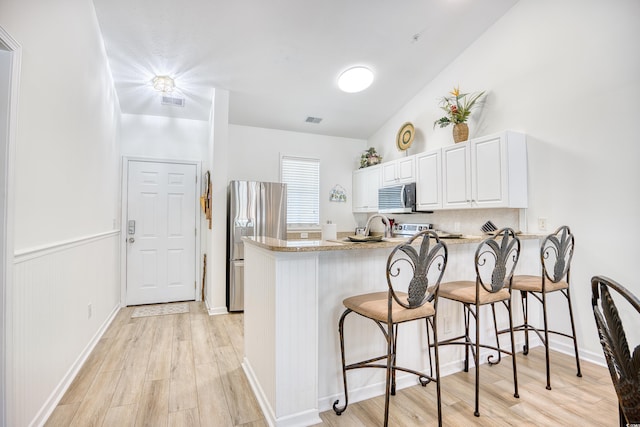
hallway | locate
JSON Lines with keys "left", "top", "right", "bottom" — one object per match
{"left": 45, "top": 302, "right": 264, "bottom": 426}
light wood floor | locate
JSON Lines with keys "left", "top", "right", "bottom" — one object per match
{"left": 45, "top": 302, "right": 619, "bottom": 426}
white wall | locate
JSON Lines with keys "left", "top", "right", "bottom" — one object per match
{"left": 120, "top": 113, "right": 209, "bottom": 161}
{"left": 0, "top": 0, "right": 122, "bottom": 425}
{"left": 369, "top": 0, "right": 640, "bottom": 360}
{"left": 228, "top": 124, "right": 366, "bottom": 232}
{"left": 207, "top": 89, "right": 230, "bottom": 314}
{"left": 2, "top": 2, "right": 121, "bottom": 251}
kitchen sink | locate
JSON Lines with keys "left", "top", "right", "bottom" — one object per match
{"left": 326, "top": 237, "right": 409, "bottom": 245}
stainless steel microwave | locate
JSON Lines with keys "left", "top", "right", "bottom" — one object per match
{"left": 378, "top": 183, "right": 416, "bottom": 214}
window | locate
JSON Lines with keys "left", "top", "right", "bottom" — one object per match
{"left": 280, "top": 156, "right": 320, "bottom": 227}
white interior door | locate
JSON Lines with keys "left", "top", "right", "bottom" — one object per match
{"left": 126, "top": 160, "right": 197, "bottom": 305}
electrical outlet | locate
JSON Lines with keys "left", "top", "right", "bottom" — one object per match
{"left": 443, "top": 316, "right": 452, "bottom": 334}
{"left": 88, "top": 303, "right": 92, "bottom": 319}
{"left": 453, "top": 222, "right": 461, "bottom": 232}
{"left": 300, "top": 232, "right": 308, "bottom": 239}
{"left": 538, "top": 217, "right": 547, "bottom": 231}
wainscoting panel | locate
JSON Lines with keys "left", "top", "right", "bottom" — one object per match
{"left": 10, "top": 231, "right": 121, "bottom": 427}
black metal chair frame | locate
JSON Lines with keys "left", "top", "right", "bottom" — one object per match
{"left": 435, "top": 228, "right": 521, "bottom": 417}
{"left": 498, "top": 225, "right": 582, "bottom": 390}
{"left": 333, "top": 230, "right": 448, "bottom": 426}
{"left": 591, "top": 275, "right": 640, "bottom": 426}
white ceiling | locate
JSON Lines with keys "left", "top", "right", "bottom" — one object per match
{"left": 93, "top": 0, "right": 519, "bottom": 139}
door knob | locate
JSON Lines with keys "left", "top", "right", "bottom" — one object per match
{"left": 128, "top": 237, "right": 135, "bottom": 243}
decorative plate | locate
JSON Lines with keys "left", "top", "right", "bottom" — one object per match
{"left": 396, "top": 122, "right": 415, "bottom": 151}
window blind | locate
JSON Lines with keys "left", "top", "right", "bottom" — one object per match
{"left": 281, "top": 156, "right": 320, "bottom": 227}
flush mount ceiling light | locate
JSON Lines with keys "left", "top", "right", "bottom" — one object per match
{"left": 152, "top": 75, "right": 175, "bottom": 93}
{"left": 338, "top": 66, "right": 374, "bottom": 93}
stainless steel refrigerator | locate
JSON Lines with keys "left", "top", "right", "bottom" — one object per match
{"left": 227, "top": 180, "right": 287, "bottom": 312}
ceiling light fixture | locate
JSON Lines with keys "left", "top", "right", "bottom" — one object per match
{"left": 338, "top": 66, "right": 374, "bottom": 93}
{"left": 152, "top": 75, "right": 175, "bottom": 93}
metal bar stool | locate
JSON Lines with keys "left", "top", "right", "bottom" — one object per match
{"left": 333, "top": 230, "right": 448, "bottom": 426}
{"left": 504, "top": 225, "right": 581, "bottom": 390}
{"left": 436, "top": 227, "right": 521, "bottom": 417}
{"left": 591, "top": 275, "right": 640, "bottom": 427}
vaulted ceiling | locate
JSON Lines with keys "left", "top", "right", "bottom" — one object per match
{"left": 93, "top": 0, "right": 519, "bottom": 139}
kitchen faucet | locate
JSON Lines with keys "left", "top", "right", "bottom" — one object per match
{"left": 364, "top": 214, "right": 392, "bottom": 238}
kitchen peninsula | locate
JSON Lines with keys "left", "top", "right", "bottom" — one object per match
{"left": 242, "top": 234, "right": 541, "bottom": 427}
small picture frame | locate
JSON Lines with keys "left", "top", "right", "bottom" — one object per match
{"left": 329, "top": 184, "right": 347, "bottom": 202}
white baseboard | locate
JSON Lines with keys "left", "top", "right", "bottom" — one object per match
{"left": 243, "top": 358, "right": 322, "bottom": 427}
{"left": 242, "top": 359, "right": 276, "bottom": 427}
{"left": 549, "top": 337, "right": 605, "bottom": 367}
{"left": 32, "top": 303, "right": 120, "bottom": 427}
{"left": 318, "top": 372, "right": 423, "bottom": 412}
{"left": 204, "top": 298, "right": 228, "bottom": 316}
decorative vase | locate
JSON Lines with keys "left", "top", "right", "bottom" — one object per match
{"left": 453, "top": 123, "right": 469, "bottom": 143}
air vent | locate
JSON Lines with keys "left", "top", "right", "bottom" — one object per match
{"left": 305, "top": 116, "right": 323, "bottom": 124}
{"left": 161, "top": 95, "right": 185, "bottom": 107}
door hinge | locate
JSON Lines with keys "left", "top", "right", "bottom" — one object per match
{"left": 195, "top": 227, "right": 197, "bottom": 236}
{"left": 194, "top": 281, "right": 197, "bottom": 289}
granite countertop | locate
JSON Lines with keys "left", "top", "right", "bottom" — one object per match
{"left": 243, "top": 233, "right": 542, "bottom": 253}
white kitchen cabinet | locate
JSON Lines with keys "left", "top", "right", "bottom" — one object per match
{"left": 442, "top": 143, "right": 471, "bottom": 209}
{"left": 415, "top": 149, "right": 442, "bottom": 211}
{"left": 352, "top": 165, "right": 381, "bottom": 212}
{"left": 442, "top": 130, "right": 528, "bottom": 209}
{"left": 381, "top": 155, "right": 415, "bottom": 187}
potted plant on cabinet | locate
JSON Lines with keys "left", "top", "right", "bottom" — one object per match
{"left": 433, "top": 86, "right": 485, "bottom": 143}
{"left": 360, "top": 147, "right": 382, "bottom": 168}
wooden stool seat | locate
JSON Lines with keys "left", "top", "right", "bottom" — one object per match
{"left": 512, "top": 274, "right": 568, "bottom": 293}
{"left": 343, "top": 291, "right": 435, "bottom": 323}
{"left": 439, "top": 281, "right": 511, "bottom": 305}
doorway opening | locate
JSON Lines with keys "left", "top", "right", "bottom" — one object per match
{"left": 120, "top": 157, "right": 201, "bottom": 307}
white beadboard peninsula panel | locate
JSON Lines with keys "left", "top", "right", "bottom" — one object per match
{"left": 11, "top": 231, "right": 120, "bottom": 427}
{"left": 243, "top": 244, "right": 322, "bottom": 427}
{"left": 274, "top": 254, "right": 318, "bottom": 418}
{"left": 244, "top": 244, "right": 277, "bottom": 416}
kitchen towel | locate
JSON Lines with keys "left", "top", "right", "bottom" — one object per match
{"left": 322, "top": 223, "right": 337, "bottom": 241}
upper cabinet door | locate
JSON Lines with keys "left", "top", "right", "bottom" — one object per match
{"left": 471, "top": 131, "right": 528, "bottom": 209}
{"left": 352, "top": 165, "right": 381, "bottom": 213}
{"left": 381, "top": 156, "right": 415, "bottom": 187}
{"left": 397, "top": 157, "right": 415, "bottom": 182}
{"left": 381, "top": 162, "right": 398, "bottom": 187}
{"left": 472, "top": 135, "right": 505, "bottom": 208}
{"left": 442, "top": 143, "right": 471, "bottom": 209}
{"left": 416, "top": 150, "right": 442, "bottom": 211}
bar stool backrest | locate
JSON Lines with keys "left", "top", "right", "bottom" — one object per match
{"left": 475, "top": 227, "right": 521, "bottom": 293}
{"left": 386, "top": 230, "right": 448, "bottom": 309}
{"left": 591, "top": 275, "right": 640, "bottom": 424}
{"left": 541, "top": 225, "right": 575, "bottom": 283}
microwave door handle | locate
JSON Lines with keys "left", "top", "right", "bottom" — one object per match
{"left": 400, "top": 184, "right": 405, "bottom": 207}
